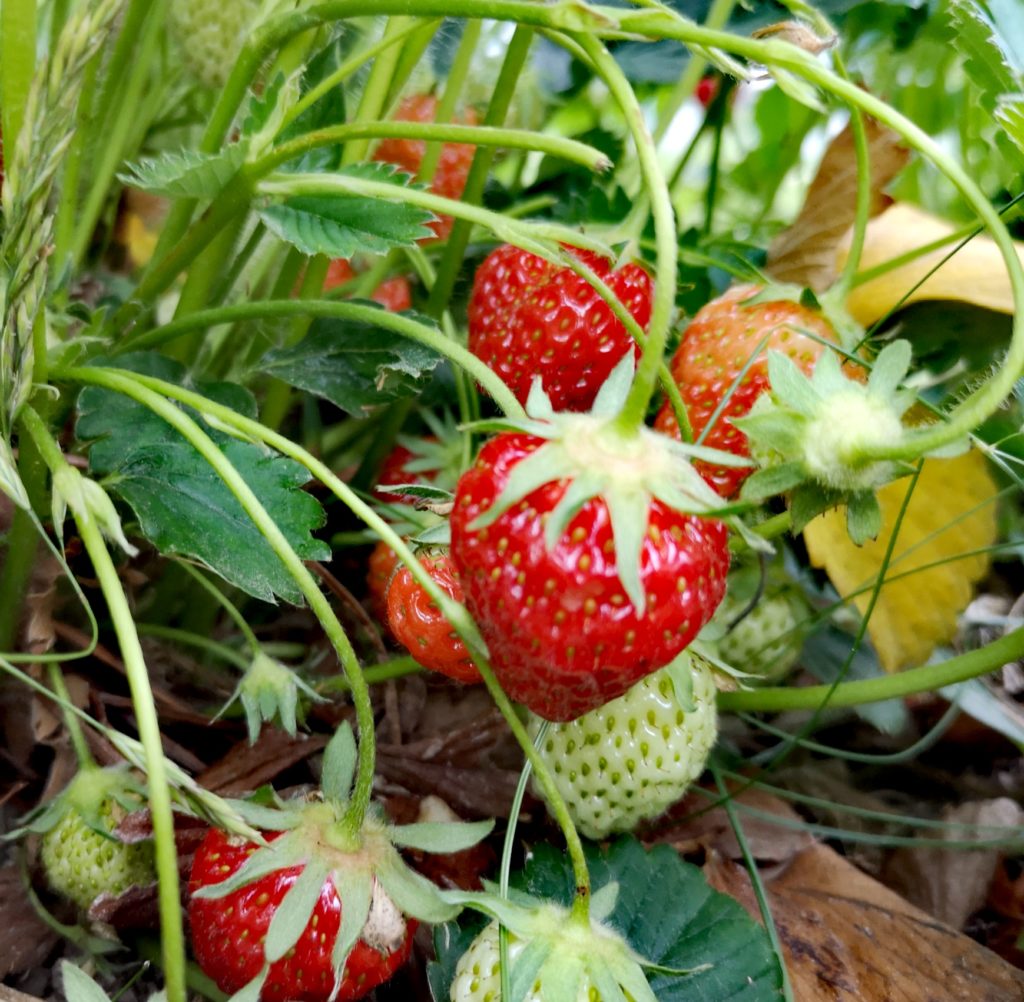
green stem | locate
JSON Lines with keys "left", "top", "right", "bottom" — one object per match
{"left": 426, "top": 25, "right": 535, "bottom": 318}
{"left": 718, "top": 624, "right": 1024, "bottom": 713}
{"left": 46, "top": 373, "right": 378, "bottom": 829}
{"left": 68, "top": 0, "right": 160, "bottom": 269}
{"left": 116, "top": 298, "right": 526, "bottom": 417}
{"left": 830, "top": 51, "right": 870, "bottom": 301}
{"left": 575, "top": 35, "right": 676, "bottom": 433}
{"left": 341, "top": 17, "right": 409, "bottom": 167}
{"left": 176, "top": 563, "right": 261, "bottom": 655}
{"left": 418, "top": 19, "right": 482, "bottom": 184}
{"left": 57, "top": 365, "right": 594, "bottom": 913}
{"left": 317, "top": 655, "right": 424, "bottom": 693}
{"left": 652, "top": 0, "right": 735, "bottom": 142}
{"left": 0, "top": 0, "right": 36, "bottom": 153}
{"left": 0, "top": 506, "right": 39, "bottom": 651}
{"left": 137, "top": 624, "right": 250, "bottom": 671}
{"left": 19, "top": 406, "right": 187, "bottom": 1002}
{"left": 46, "top": 663, "right": 96, "bottom": 768}
{"left": 605, "top": 6, "right": 1024, "bottom": 459}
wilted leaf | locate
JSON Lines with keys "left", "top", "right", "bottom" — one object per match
{"left": 767, "top": 118, "right": 909, "bottom": 291}
{"left": 837, "top": 202, "right": 1024, "bottom": 326}
{"left": 803, "top": 450, "right": 998, "bottom": 671}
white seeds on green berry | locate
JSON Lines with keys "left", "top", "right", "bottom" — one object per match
{"left": 709, "top": 589, "right": 803, "bottom": 681}
{"left": 528, "top": 661, "right": 718, "bottom": 840}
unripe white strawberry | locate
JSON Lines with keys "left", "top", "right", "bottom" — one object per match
{"left": 168, "top": 0, "right": 262, "bottom": 90}
{"left": 527, "top": 657, "right": 718, "bottom": 840}
{"left": 450, "top": 923, "right": 534, "bottom": 1002}
{"left": 709, "top": 585, "right": 806, "bottom": 682}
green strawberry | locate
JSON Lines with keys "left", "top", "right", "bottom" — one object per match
{"left": 168, "top": 0, "right": 262, "bottom": 90}
{"left": 39, "top": 771, "right": 155, "bottom": 911}
{"left": 527, "top": 653, "right": 718, "bottom": 840}
{"left": 707, "top": 581, "right": 807, "bottom": 682}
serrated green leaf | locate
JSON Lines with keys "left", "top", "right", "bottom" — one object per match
{"left": 390, "top": 819, "right": 494, "bottom": 854}
{"left": 76, "top": 355, "right": 327, "bottom": 605}
{"left": 259, "top": 164, "right": 434, "bottom": 257}
{"left": 120, "top": 146, "right": 248, "bottom": 199}
{"left": 433, "top": 838, "right": 780, "bottom": 1002}
{"left": 376, "top": 482, "right": 454, "bottom": 501}
{"left": 265, "top": 859, "right": 329, "bottom": 962}
{"left": 321, "top": 721, "right": 358, "bottom": 804}
{"left": 949, "top": 0, "right": 1023, "bottom": 112}
{"left": 996, "top": 93, "right": 1024, "bottom": 157}
{"left": 257, "top": 317, "right": 444, "bottom": 417}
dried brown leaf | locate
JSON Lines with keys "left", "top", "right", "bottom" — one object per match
{"left": 768, "top": 117, "right": 909, "bottom": 291}
{"left": 197, "top": 727, "right": 329, "bottom": 795}
{"left": 708, "top": 842, "right": 1024, "bottom": 1000}
{"left": 884, "top": 799, "right": 1024, "bottom": 930}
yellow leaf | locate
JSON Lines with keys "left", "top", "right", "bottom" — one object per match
{"left": 837, "top": 203, "right": 1024, "bottom": 327}
{"left": 803, "top": 451, "right": 998, "bottom": 671}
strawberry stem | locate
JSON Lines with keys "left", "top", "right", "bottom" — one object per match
{"left": 719, "top": 624, "right": 1024, "bottom": 713}
{"left": 49, "top": 371, "right": 382, "bottom": 831}
{"left": 20, "top": 405, "right": 188, "bottom": 1002}
{"left": 574, "top": 35, "right": 678, "bottom": 434}
{"left": 60, "top": 366, "right": 599, "bottom": 918}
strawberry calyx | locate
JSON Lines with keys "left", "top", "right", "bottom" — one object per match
{"left": 217, "top": 650, "right": 326, "bottom": 745}
{"left": 192, "top": 722, "right": 492, "bottom": 998}
{"left": 443, "top": 882, "right": 705, "bottom": 1001}
{"left": 467, "top": 356, "right": 759, "bottom": 613}
{"left": 734, "top": 339, "right": 965, "bottom": 543}
{"left": 11, "top": 764, "right": 147, "bottom": 840}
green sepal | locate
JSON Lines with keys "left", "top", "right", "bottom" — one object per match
{"left": 590, "top": 354, "right": 635, "bottom": 417}
{"left": 389, "top": 818, "right": 494, "bottom": 854}
{"left": 589, "top": 881, "right": 619, "bottom": 922}
{"left": 789, "top": 483, "right": 844, "bottom": 535}
{"left": 766, "top": 350, "right": 821, "bottom": 414}
{"left": 544, "top": 471, "right": 603, "bottom": 550}
{"left": 664, "top": 650, "right": 697, "bottom": 713}
{"left": 321, "top": 721, "right": 358, "bottom": 805}
{"left": 191, "top": 831, "right": 306, "bottom": 899}
{"left": 265, "top": 858, "right": 330, "bottom": 962}
{"left": 226, "top": 967, "right": 268, "bottom": 1002}
{"left": 525, "top": 378, "right": 557, "bottom": 420}
{"left": 509, "top": 938, "right": 554, "bottom": 1002}
{"left": 220, "top": 799, "right": 295, "bottom": 832}
{"left": 588, "top": 961, "right": 630, "bottom": 1002}
{"left": 221, "top": 652, "right": 324, "bottom": 745}
{"left": 606, "top": 487, "right": 650, "bottom": 614}
{"left": 868, "top": 339, "right": 913, "bottom": 397}
{"left": 469, "top": 443, "right": 574, "bottom": 531}
{"left": 330, "top": 867, "right": 373, "bottom": 986}
{"left": 846, "top": 490, "right": 882, "bottom": 545}
{"left": 733, "top": 408, "right": 807, "bottom": 457}
{"left": 540, "top": 953, "right": 584, "bottom": 1002}
{"left": 740, "top": 461, "right": 806, "bottom": 502}
{"left": 410, "top": 521, "right": 452, "bottom": 546}
{"left": 374, "top": 482, "right": 454, "bottom": 502}
{"left": 375, "top": 852, "right": 462, "bottom": 923}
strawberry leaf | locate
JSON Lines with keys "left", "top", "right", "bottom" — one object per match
{"left": 75, "top": 355, "right": 329, "bottom": 605}
{"left": 430, "top": 836, "right": 781, "bottom": 1002}
{"left": 120, "top": 145, "right": 248, "bottom": 199}
{"left": 257, "top": 316, "right": 444, "bottom": 416}
{"left": 259, "top": 164, "right": 435, "bottom": 257}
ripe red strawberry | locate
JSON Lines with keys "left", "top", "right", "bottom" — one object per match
{"left": 654, "top": 285, "right": 841, "bottom": 497}
{"left": 323, "top": 259, "right": 412, "bottom": 312}
{"left": 189, "top": 828, "right": 415, "bottom": 1002}
{"left": 386, "top": 552, "right": 480, "bottom": 684}
{"left": 367, "top": 540, "right": 400, "bottom": 623}
{"left": 468, "top": 245, "right": 653, "bottom": 413}
{"left": 450, "top": 432, "right": 729, "bottom": 721}
{"left": 373, "top": 93, "right": 477, "bottom": 242}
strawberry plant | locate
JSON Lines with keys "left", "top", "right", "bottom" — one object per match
{"left": 2, "top": 1, "right": 1024, "bottom": 1001}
